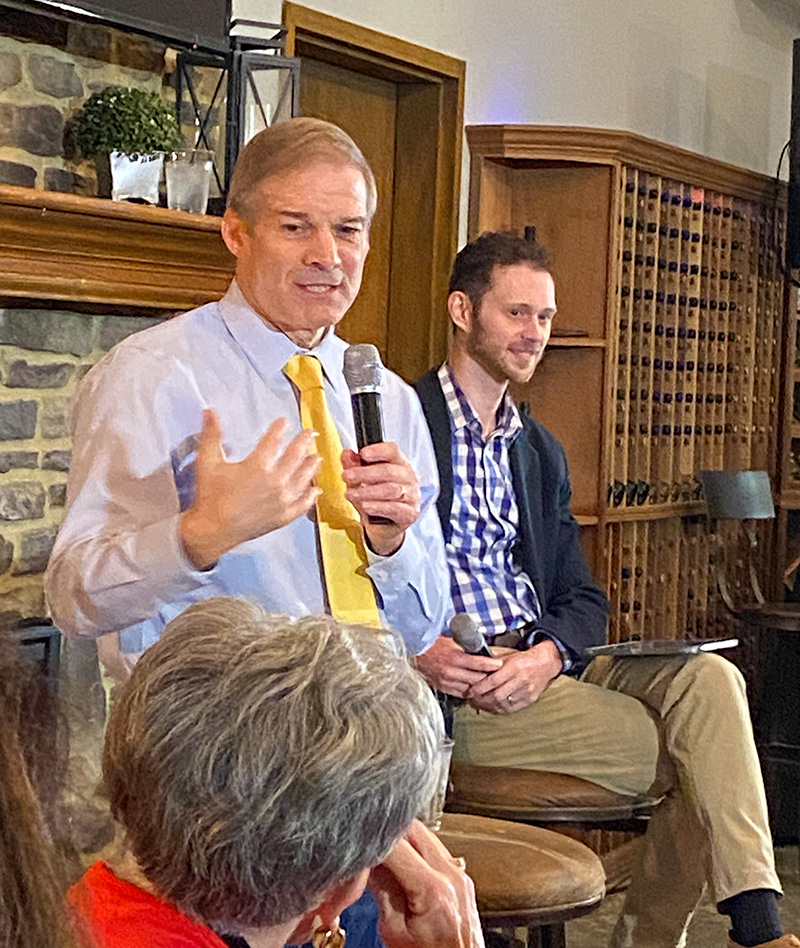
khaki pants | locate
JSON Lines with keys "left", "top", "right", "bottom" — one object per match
{"left": 453, "top": 652, "right": 780, "bottom": 948}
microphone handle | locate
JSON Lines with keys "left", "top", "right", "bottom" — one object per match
{"left": 462, "top": 640, "right": 493, "bottom": 658}
{"left": 351, "top": 391, "right": 392, "bottom": 525}
{"left": 351, "top": 391, "right": 384, "bottom": 450}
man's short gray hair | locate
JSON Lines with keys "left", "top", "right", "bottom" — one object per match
{"left": 103, "top": 598, "right": 442, "bottom": 932}
{"left": 227, "top": 117, "right": 377, "bottom": 227}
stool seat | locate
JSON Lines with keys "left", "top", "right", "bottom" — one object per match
{"left": 448, "top": 761, "right": 660, "bottom": 823}
{"left": 438, "top": 812, "right": 605, "bottom": 927}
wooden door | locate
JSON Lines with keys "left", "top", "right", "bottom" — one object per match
{"left": 284, "top": 3, "right": 464, "bottom": 382}
{"left": 299, "top": 58, "right": 396, "bottom": 353}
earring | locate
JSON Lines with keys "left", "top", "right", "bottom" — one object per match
{"left": 311, "top": 922, "right": 346, "bottom": 948}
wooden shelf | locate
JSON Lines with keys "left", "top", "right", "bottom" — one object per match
{"left": 548, "top": 337, "right": 606, "bottom": 349}
{"left": 0, "top": 184, "right": 234, "bottom": 311}
{"left": 606, "top": 501, "right": 706, "bottom": 522}
{"left": 778, "top": 489, "right": 800, "bottom": 509}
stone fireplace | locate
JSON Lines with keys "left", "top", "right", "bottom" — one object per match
{"left": 0, "top": 183, "right": 234, "bottom": 620}
{"left": 0, "top": 305, "right": 164, "bottom": 618}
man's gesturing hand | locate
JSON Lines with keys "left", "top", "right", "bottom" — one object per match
{"left": 467, "top": 638, "right": 562, "bottom": 714}
{"left": 371, "top": 820, "right": 484, "bottom": 948}
{"left": 180, "top": 409, "right": 321, "bottom": 570}
{"left": 415, "top": 635, "right": 502, "bottom": 698}
{"left": 341, "top": 442, "right": 421, "bottom": 556}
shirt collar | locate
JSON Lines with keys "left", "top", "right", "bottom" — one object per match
{"left": 438, "top": 361, "right": 523, "bottom": 443}
{"left": 218, "top": 280, "right": 346, "bottom": 392}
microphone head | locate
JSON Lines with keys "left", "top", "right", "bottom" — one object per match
{"left": 344, "top": 344, "right": 383, "bottom": 393}
{"left": 450, "top": 613, "right": 484, "bottom": 653}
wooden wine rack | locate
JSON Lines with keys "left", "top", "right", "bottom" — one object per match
{"left": 467, "top": 126, "right": 788, "bottom": 644}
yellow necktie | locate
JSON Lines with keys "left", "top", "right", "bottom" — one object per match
{"left": 283, "top": 354, "right": 381, "bottom": 627}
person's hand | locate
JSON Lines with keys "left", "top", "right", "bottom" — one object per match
{"left": 415, "top": 635, "right": 502, "bottom": 698}
{"left": 341, "top": 442, "right": 420, "bottom": 556}
{"left": 467, "top": 639, "right": 562, "bottom": 714}
{"left": 179, "top": 409, "right": 321, "bottom": 569}
{"left": 370, "top": 820, "right": 484, "bottom": 948}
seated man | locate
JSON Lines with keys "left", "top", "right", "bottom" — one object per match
{"left": 45, "top": 117, "right": 448, "bottom": 666}
{"left": 414, "top": 231, "right": 797, "bottom": 948}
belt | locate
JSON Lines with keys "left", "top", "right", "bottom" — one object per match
{"left": 488, "top": 622, "right": 537, "bottom": 650}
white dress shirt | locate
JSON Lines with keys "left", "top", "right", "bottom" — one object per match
{"left": 45, "top": 281, "right": 449, "bottom": 655}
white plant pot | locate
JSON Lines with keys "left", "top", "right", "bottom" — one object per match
{"left": 109, "top": 150, "right": 164, "bottom": 204}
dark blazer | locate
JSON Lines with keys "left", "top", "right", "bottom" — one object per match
{"left": 414, "top": 369, "right": 608, "bottom": 671}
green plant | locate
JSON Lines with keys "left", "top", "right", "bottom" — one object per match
{"left": 74, "top": 85, "right": 183, "bottom": 159}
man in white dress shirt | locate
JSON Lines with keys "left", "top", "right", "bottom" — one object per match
{"left": 45, "top": 118, "right": 449, "bottom": 663}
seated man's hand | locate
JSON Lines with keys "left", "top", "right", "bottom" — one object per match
{"left": 180, "top": 409, "right": 321, "bottom": 569}
{"left": 370, "top": 820, "right": 484, "bottom": 948}
{"left": 467, "top": 639, "right": 562, "bottom": 714}
{"left": 415, "top": 635, "right": 502, "bottom": 698}
{"left": 341, "top": 442, "right": 419, "bottom": 556}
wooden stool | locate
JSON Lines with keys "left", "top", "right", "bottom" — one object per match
{"left": 439, "top": 812, "right": 606, "bottom": 948}
{"left": 447, "top": 763, "right": 662, "bottom": 893}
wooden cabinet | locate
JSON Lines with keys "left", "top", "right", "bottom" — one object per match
{"left": 467, "top": 125, "right": 787, "bottom": 643}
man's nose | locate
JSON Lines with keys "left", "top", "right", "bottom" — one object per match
{"left": 305, "top": 227, "right": 341, "bottom": 268}
{"left": 528, "top": 316, "right": 548, "bottom": 342}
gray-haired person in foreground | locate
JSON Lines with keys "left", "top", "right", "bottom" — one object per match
{"left": 67, "top": 597, "right": 483, "bottom": 948}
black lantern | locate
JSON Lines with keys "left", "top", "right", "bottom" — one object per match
{"left": 175, "top": 20, "right": 300, "bottom": 207}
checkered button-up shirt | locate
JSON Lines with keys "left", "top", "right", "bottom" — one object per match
{"left": 439, "top": 363, "right": 542, "bottom": 641}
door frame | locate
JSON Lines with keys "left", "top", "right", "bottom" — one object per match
{"left": 283, "top": 2, "right": 465, "bottom": 380}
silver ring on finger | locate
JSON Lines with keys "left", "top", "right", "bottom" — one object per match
{"left": 507, "top": 693, "right": 515, "bottom": 704}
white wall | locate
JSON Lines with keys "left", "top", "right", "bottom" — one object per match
{"left": 235, "top": 0, "right": 797, "bottom": 178}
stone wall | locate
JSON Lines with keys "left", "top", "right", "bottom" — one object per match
{"left": 0, "top": 309, "right": 162, "bottom": 620}
{"left": 0, "top": 22, "right": 167, "bottom": 194}
{"left": 0, "top": 20, "right": 223, "bottom": 194}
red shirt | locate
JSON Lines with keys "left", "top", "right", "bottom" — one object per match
{"left": 68, "top": 861, "right": 229, "bottom": 948}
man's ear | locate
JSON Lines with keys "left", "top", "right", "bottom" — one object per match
{"left": 285, "top": 870, "right": 369, "bottom": 947}
{"left": 221, "top": 208, "right": 248, "bottom": 258}
{"left": 447, "top": 290, "right": 473, "bottom": 335}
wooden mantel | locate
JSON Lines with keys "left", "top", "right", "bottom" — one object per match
{"left": 0, "top": 185, "right": 235, "bottom": 312}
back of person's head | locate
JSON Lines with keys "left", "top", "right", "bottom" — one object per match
{"left": 0, "top": 632, "right": 70, "bottom": 948}
{"left": 227, "top": 117, "right": 377, "bottom": 227}
{"left": 449, "top": 230, "right": 551, "bottom": 313}
{"left": 103, "top": 597, "right": 442, "bottom": 933}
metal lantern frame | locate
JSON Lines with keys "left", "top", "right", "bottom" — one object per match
{"left": 175, "top": 20, "right": 300, "bottom": 200}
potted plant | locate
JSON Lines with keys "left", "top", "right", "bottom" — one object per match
{"left": 73, "top": 85, "right": 183, "bottom": 204}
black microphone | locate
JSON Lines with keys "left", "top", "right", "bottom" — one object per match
{"left": 343, "top": 343, "right": 391, "bottom": 525}
{"left": 343, "top": 343, "right": 385, "bottom": 450}
{"left": 450, "top": 613, "right": 493, "bottom": 658}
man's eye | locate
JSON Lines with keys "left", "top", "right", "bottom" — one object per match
{"left": 282, "top": 223, "right": 301, "bottom": 233}
{"left": 338, "top": 225, "right": 362, "bottom": 237}
{"left": 509, "top": 308, "right": 520, "bottom": 317}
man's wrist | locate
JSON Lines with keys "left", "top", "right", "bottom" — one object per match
{"left": 522, "top": 628, "right": 573, "bottom": 674}
{"left": 179, "top": 509, "right": 232, "bottom": 570}
{"left": 363, "top": 524, "right": 405, "bottom": 557}
{"left": 534, "top": 637, "right": 565, "bottom": 680}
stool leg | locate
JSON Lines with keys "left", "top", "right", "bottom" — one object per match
{"left": 527, "top": 923, "right": 566, "bottom": 948}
